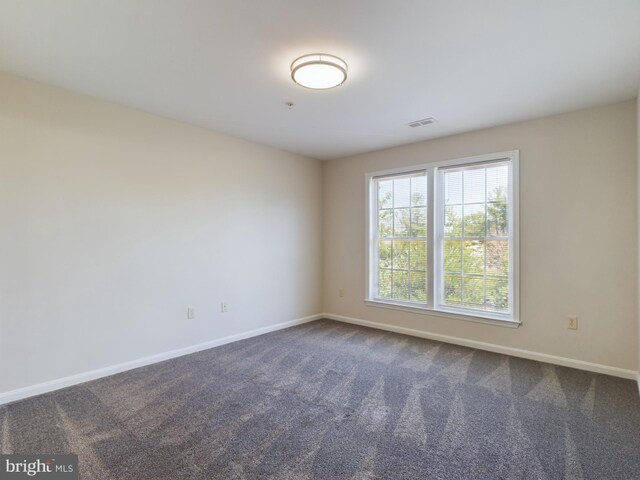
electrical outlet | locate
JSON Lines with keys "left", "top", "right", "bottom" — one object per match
{"left": 187, "top": 307, "right": 196, "bottom": 320}
{"left": 221, "top": 302, "right": 228, "bottom": 313}
{"left": 568, "top": 316, "right": 578, "bottom": 330}
{"left": 338, "top": 288, "right": 344, "bottom": 298}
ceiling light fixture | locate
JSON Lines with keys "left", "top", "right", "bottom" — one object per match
{"left": 290, "top": 53, "right": 347, "bottom": 90}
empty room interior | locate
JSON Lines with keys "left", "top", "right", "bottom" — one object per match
{"left": 1, "top": 1, "right": 640, "bottom": 479}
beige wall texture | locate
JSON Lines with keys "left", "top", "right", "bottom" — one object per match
{"left": 0, "top": 72, "right": 323, "bottom": 395}
{"left": 324, "top": 100, "right": 638, "bottom": 371}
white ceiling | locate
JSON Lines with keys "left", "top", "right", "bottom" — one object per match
{"left": 0, "top": 1, "right": 639, "bottom": 160}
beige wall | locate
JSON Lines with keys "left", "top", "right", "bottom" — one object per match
{"left": 0, "top": 72, "right": 323, "bottom": 394}
{"left": 324, "top": 100, "right": 638, "bottom": 371}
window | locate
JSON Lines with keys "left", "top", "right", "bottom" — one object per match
{"left": 366, "top": 151, "right": 519, "bottom": 325}
{"left": 375, "top": 172, "right": 428, "bottom": 303}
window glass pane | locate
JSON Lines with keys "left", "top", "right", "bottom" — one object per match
{"left": 379, "top": 241, "right": 392, "bottom": 268}
{"left": 444, "top": 170, "right": 462, "bottom": 205}
{"left": 379, "top": 209, "right": 393, "bottom": 237}
{"left": 463, "top": 240, "right": 485, "bottom": 275}
{"left": 409, "top": 241, "right": 426, "bottom": 271}
{"left": 444, "top": 205, "right": 462, "bottom": 237}
{"left": 378, "top": 180, "right": 393, "bottom": 209}
{"left": 373, "top": 172, "right": 428, "bottom": 304}
{"left": 463, "top": 168, "right": 485, "bottom": 204}
{"left": 410, "top": 271, "right": 427, "bottom": 302}
{"left": 486, "top": 165, "right": 508, "bottom": 202}
{"left": 462, "top": 277, "right": 484, "bottom": 307}
{"left": 392, "top": 240, "right": 410, "bottom": 269}
{"left": 438, "top": 159, "right": 512, "bottom": 316}
{"left": 411, "top": 176, "right": 427, "bottom": 206}
{"left": 394, "top": 208, "right": 410, "bottom": 237}
{"left": 463, "top": 204, "right": 486, "bottom": 237}
{"left": 379, "top": 269, "right": 392, "bottom": 298}
{"left": 392, "top": 270, "right": 410, "bottom": 300}
{"left": 394, "top": 177, "right": 411, "bottom": 208}
{"left": 444, "top": 275, "right": 462, "bottom": 304}
{"left": 443, "top": 240, "right": 462, "bottom": 273}
{"left": 487, "top": 202, "right": 508, "bottom": 236}
{"left": 485, "top": 277, "right": 509, "bottom": 312}
{"left": 410, "top": 207, "right": 427, "bottom": 237}
{"left": 486, "top": 240, "right": 509, "bottom": 275}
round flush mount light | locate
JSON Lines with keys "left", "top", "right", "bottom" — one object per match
{"left": 290, "top": 53, "right": 347, "bottom": 90}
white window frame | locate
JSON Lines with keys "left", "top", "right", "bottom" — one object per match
{"left": 365, "top": 150, "right": 520, "bottom": 328}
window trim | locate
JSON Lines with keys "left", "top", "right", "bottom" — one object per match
{"left": 365, "top": 150, "right": 520, "bottom": 326}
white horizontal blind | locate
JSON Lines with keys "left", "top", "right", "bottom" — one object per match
{"left": 437, "top": 160, "right": 512, "bottom": 314}
{"left": 373, "top": 171, "right": 428, "bottom": 303}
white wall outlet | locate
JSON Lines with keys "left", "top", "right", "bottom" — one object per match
{"left": 221, "top": 302, "right": 228, "bottom": 313}
{"left": 568, "top": 316, "right": 578, "bottom": 330}
{"left": 187, "top": 307, "right": 196, "bottom": 320}
{"left": 338, "top": 288, "right": 344, "bottom": 298}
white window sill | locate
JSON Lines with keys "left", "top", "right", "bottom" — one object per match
{"left": 364, "top": 299, "right": 521, "bottom": 328}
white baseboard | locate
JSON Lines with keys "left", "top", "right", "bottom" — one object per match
{"left": 323, "top": 313, "right": 639, "bottom": 381}
{"left": 0, "top": 314, "right": 323, "bottom": 406}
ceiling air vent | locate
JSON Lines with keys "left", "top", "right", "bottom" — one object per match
{"left": 407, "top": 117, "right": 436, "bottom": 128}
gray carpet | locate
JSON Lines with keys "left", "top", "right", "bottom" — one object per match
{"left": 1, "top": 319, "right": 639, "bottom": 479}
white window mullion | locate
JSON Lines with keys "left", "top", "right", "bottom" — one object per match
{"left": 373, "top": 179, "right": 379, "bottom": 298}
{"left": 429, "top": 167, "right": 439, "bottom": 309}
{"left": 368, "top": 175, "right": 378, "bottom": 300}
{"left": 509, "top": 158, "right": 519, "bottom": 320}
